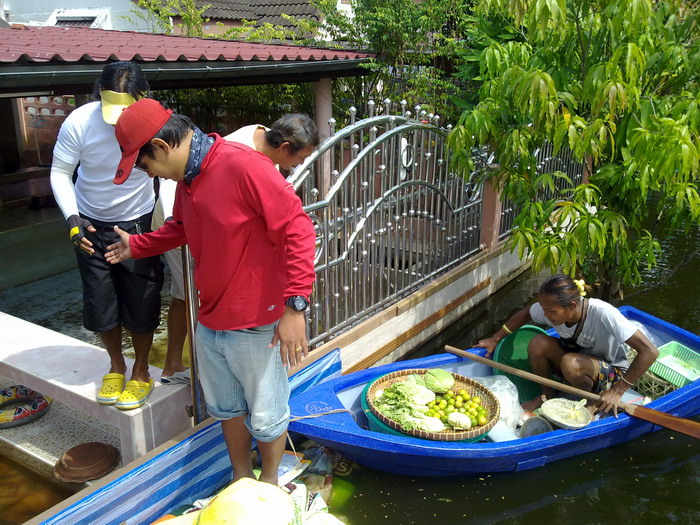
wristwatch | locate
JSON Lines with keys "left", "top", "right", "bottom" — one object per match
{"left": 285, "top": 296, "right": 310, "bottom": 312}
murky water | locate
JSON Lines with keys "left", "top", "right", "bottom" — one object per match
{"left": 334, "top": 226, "right": 700, "bottom": 524}
{"left": 0, "top": 458, "right": 70, "bottom": 525}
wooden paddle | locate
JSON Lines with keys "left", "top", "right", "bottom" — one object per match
{"left": 444, "top": 345, "right": 700, "bottom": 439}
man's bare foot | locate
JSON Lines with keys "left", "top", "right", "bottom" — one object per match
{"left": 230, "top": 472, "right": 256, "bottom": 485}
{"left": 257, "top": 475, "right": 279, "bottom": 486}
{"left": 521, "top": 395, "right": 546, "bottom": 412}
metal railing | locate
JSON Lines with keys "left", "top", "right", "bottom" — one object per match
{"left": 182, "top": 102, "right": 585, "bottom": 353}
{"left": 289, "top": 101, "right": 485, "bottom": 348}
{"left": 499, "top": 143, "right": 585, "bottom": 238}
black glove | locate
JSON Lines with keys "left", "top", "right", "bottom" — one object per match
{"left": 67, "top": 214, "right": 93, "bottom": 255}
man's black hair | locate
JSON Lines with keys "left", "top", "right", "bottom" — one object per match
{"left": 92, "top": 61, "right": 150, "bottom": 100}
{"left": 137, "top": 114, "right": 195, "bottom": 162}
{"left": 265, "top": 114, "right": 319, "bottom": 153}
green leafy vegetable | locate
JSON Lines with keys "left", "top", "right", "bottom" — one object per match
{"left": 374, "top": 381, "right": 444, "bottom": 432}
{"left": 424, "top": 368, "right": 455, "bottom": 393}
{"left": 405, "top": 374, "right": 427, "bottom": 388}
{"left": 447, "top": 412, "right": 472, "bottom": 430}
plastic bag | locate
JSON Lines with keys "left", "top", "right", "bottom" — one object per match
{"left": 472, "top": 375, "right": 524, "bottom": 430}
{"left": 539, "top": 398, "right": 592, "bottom": 429}
{"left": 625, "top": 321, "right": 663, "bottom": 358}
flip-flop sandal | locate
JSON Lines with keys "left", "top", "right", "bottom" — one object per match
{"left": 115, "top": 379, "right": 154, "bottom": 410}
{"left": 160, "top": 369, "right": 191, "bottom": 385}
{"left": 97, "top": 373, "right": 126, "bottom": 405}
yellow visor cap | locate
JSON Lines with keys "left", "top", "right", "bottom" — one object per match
{"left": 100, "top": 90, "right": 137, "bottom": 125}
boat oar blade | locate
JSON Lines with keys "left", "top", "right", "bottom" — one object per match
{"left": 623, "top": 404, "right": 700, "bottom": 439}
{"left": 444, "top": 344, "right": 700, "bottom": 439}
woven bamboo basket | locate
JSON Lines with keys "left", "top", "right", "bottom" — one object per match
{"left": 626, "top": 346, "right": 677, "bottom": 399}
{"left": 366, "top": 369, "right": 500, "bottom": 441}
{"left": 634, "top": 371, "right": 677, "bottom": 399}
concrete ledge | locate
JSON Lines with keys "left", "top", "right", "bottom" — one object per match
{"left": 0, "top": 311, "right": 193, "bottom": 463}
{"left": 0, "top": 374, "right": 122, "bottom": 492}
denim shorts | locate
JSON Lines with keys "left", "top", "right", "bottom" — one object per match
{"left": 195, "top": 322, "right": 290, "bottom": 442}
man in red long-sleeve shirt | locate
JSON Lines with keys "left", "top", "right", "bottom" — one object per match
{"left": 105, "top": 99, "right": 317, "bottom": 485}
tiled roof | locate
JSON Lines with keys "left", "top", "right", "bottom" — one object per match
{"left": 250, "top": 0, "right": 320, "bottom": 27}
{"left": 0, "top": 25, "right": 368, "bottom": 63}
{"left": 0, "top": 25, "right": 372, "bottom": 95}
{"left": 194, "top": 0, "right": 320, "bottom": 26}
{"left": 195, "top": 1, "right": 258, "bottom": 20}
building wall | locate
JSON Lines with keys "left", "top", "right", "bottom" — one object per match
{"left": 171, "top": 18, "right": 241, "bottom": 36}
{"left": 4, "top": 1, "right": 149, "bottom": 31}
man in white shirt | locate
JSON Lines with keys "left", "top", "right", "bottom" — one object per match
{"left": 50, "top": 62, "right": 163, "bottom": 410}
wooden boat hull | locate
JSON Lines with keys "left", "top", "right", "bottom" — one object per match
{"left": 288, "top": 307, "right": 700, "bottom": 477}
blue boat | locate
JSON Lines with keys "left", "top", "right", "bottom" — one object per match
{"left": 288, "top": 306, "right": 700, "bottom": 477}
{"left": 31, "top": 307, "right": 699, "bottom": 523}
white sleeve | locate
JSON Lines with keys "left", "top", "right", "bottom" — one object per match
{"left": 50, "top": 157, "right": 79, "bottom": 219}
{"left": 600, "top": 305, "right": 638, "bottom": 344}
{"left": 158, "top": 178, "right": 177, "bottom": 218}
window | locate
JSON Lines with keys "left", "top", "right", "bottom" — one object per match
{"left": 46, "top": 9, "right": 110, "bottom": 30}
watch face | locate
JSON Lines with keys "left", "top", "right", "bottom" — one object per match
{"left": 294, "top": 297, "right": 308, "bottom": 311}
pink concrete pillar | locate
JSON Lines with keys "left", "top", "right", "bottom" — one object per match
{"left": 480, "top": 177, "right": 503, "bottom": 250}
{"left": 314, "top": 78, "right": 333, "bottom": 196}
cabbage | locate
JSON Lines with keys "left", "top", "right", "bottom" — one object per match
{"left": 416, "top": 415, "right": 445, "bottom": 433}
{"left": 424, "top": 368, "right": 455, "bottom": 393}
{"left": 374, "top": 381, "right": 441, "bottom": 432}
{"left": 390, "top": 411, "right": 445, "bottom": 433}
{"left": 375, "top": 381, "right": 435, "bottom": 408}
{"left": 447, "top": 412, "right": 472, "bottom": 430}
{"left": 405, "top": 374, "right": 427, "bottom": 388}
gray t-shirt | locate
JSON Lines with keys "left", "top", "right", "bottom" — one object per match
{"left": 529, "top": 298, "right": 637, "bottom": 370}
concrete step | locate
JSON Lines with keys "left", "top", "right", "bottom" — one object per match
{"left": 0, "top": 373, "right": 121, "bottom": 492}
{"left": 0, "top": 312, "right": 193, "bottom": 466}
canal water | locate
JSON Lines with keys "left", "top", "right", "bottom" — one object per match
{"left": 332, "top": 226, "right": 700, "bottom": 524}
{"left": 0, "top": 227, "right": 698, "bottom": 523}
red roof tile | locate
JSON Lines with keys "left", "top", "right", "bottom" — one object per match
{"left": 0, "top": 25, "right": 371, "bottom": 64}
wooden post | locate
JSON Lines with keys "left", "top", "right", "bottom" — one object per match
{"left": 583, "top": 154, "right": 593, "bottom": 184}
{"left": 480, "top": 176, "right": 503, "bottom": 251}
{"left": 314, "top": 78, "right": 333, "bottom": 196}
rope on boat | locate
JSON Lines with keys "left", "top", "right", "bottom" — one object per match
{"left": 284, "top": 409, "right": 358, "bottom": 476}
{"left": 289, "top": 408, "right": 358, "bottom": 423}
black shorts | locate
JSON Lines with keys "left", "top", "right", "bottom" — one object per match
{"left": 75, "top": 212, "right": 164, "bottom": 333}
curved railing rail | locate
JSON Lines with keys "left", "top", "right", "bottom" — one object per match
{"left": 289, "top": 104, "right": 485, "bottom": 347}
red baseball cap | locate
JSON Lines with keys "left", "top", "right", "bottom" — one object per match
{"left": 113, "top": 99, "right": 173, "bottom": 185}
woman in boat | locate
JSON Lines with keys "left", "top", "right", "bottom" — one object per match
{"left": 475, "top": 274, "right": 659, "bottom": 415}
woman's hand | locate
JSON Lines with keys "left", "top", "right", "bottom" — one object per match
{"left": 474, "top": 337, "right": 498, "bottom": 358}
{"left": 597, "top": 387, "right": 625, "bottom": 417}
